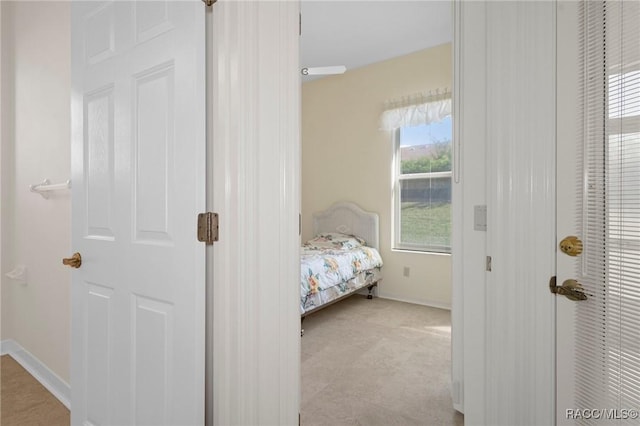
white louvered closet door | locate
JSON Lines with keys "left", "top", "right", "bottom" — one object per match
{"left": 557, "top": 1, "right": 640, "bottom": 424}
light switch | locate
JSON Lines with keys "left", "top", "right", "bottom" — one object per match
{"left": 474, "top": 205, "right": 487, "bottom": 231}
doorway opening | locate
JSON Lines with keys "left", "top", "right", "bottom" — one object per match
{"left": 299, "top": 1, "right": 461, "bottom": 424}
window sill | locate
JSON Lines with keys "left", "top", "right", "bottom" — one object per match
{"left": 391, "top": 248, "right": 451, "bottom": 256}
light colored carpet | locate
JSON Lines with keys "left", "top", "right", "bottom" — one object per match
{"left": 0, "top": 355, "right": 69, "bottom": 426}
{"left": 301, "top": 295, "right": 464, "bottom": 426}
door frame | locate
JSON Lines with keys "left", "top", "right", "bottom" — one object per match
{"left": 209, "top": 0, "right": 562, "bottom": 424}
{"left": 451, "top": 0, "right": 488, "bottom": 420}
{"left": 208, "top": 1, "right": 301, "bottom": 425}
{"left": 555, "top": 1, "right": 581, "bottom": 423}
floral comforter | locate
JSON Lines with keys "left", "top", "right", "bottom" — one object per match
{"left": 300, "top": 233, "right": 383, "bottom": 314}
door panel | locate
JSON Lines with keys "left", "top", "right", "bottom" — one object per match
{"left": 133, "top": 63, "right": 174, "bottom": 243}
{"left": 85, "top": 86, "right": 115, "bottom": 240}
{"left": 85, "top": 283, "right": 113, "bottom": 426}
{"left": 133, "top": 295, "right": 174, "bottom": 425}
{"left": 71, "top": 2, "right": 205, "bottom": 425}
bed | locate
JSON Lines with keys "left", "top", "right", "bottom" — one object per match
{"left": 300, "top": 202, "right": 383, "bottom": 319}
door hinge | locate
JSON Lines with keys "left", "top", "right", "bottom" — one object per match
{"left": 486, "top": 255, "right": 492, "bottom": 272}
{"left": 197, "top": 212, "right": 219, "bottom": 245}
{"left": 299, "top": 13, "right": 302, "bottom": 36}
{"left": 202, "top": 0, "right": 216, "bottom": 6}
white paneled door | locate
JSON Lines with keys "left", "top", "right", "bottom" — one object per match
{"left": 70, "top": 2, "right": 205, "bottom": 425}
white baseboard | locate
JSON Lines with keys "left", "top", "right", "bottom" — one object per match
{"left": 0, "top": 339, "right": 70, "bottom": 409}
{"left": 378, "top": 292, "right": 452, "bottom": 310}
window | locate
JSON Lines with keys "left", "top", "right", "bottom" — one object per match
{"left": 393, "top": 116, "right": 452, "bottom": 252}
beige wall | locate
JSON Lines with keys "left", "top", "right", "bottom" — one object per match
{"left": 1, "top": 1, "right": 71, "bottom": 383}
{"left": 302, "top": 43, "right": 452, "bottom": 308}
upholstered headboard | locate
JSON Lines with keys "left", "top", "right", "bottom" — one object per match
{"left": 312, "top": 202, "right": 380, "bottom": 250}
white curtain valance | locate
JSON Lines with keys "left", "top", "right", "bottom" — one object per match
{"left": 379, "top": 97, "right": 451, "bottom": 131}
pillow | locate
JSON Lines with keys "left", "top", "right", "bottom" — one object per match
{"left": 305, "top": 232, "right": 366, "bottom": 250}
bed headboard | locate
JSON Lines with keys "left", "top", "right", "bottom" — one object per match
{"left": 312, "top": 202, "right": 380, "bottom": 250}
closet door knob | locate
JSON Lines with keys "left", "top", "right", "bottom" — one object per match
{"left": 62, "top": 252, "right": 82, "bottom": 268}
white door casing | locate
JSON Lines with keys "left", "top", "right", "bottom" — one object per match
{"left": 210, "top": 1, "right": 301, "bottom": 425}
{"left": 452, "top": 0, "right": 488, "bottom": 419}
{"left": 556, "top": 1, "right": 580, "bottom": 423}
{"left": 70, "top": 2, "right": 206, "bottom": 425}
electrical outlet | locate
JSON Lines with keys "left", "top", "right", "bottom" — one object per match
{"left": 403, "top": 266, "right": 410, "bottom": 277}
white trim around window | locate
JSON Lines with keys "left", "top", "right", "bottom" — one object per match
{"left": 392, "top": 127, "right": 452, "bottom": 253}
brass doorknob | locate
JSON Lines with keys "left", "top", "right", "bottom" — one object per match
{"left": 62, "top": 252, "right": 82, "bottom": 268}
{"left": 549, "top": 276, "right": 587, "bottom": 301}
{"left": 559, "top": 236, "right": 583, "bottom": 256}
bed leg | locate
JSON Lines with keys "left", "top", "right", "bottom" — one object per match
{"left": 301, "top": 316, "right": 305, "bottom": 337}
{"left": 367, "top": 285, "right": 375, "bottom": 300}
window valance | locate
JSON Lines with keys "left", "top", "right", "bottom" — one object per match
{"left": 380, "top": 93, "right": 451, "bottom": 131}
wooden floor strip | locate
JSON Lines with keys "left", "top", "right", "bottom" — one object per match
{"left": 1, "top": 355, "right": 70, "bottom": 426}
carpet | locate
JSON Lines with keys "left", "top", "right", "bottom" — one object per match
{"left": 301, "top": 295, "right": 464, "bottom": 426}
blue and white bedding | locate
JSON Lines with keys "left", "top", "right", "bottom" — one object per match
{"left": 300, "top": 233, "right": 383, "bottom": 315}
